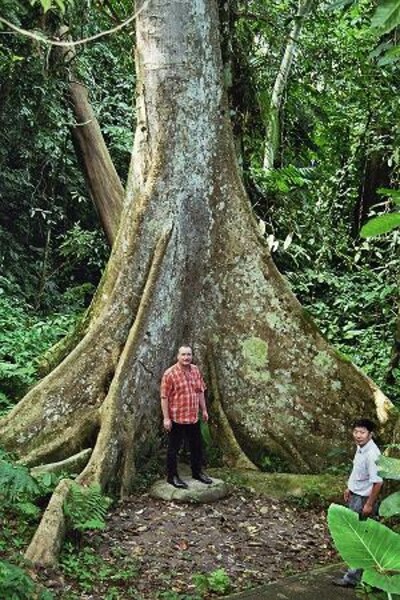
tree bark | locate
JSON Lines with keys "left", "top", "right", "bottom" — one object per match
{"left": 0, "top": 0, "right": 396, "bottom": 565}
{"left": 263, "top": 0, "right": 315, "bottom": 170}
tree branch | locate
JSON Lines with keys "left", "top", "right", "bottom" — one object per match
{"left": 0, "top": 1, "right": 149, "bottom": 48}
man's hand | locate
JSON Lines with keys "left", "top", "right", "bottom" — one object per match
{"left": 343, "top": 488, "right": 350, "bottom": 503}
{"left": 202, "top": 409, "right": 209, "bottom": 422}
{"left": 362, "top": 502, "right": 374, "bottom": 517}
{"left": 163, "top": 417, "right": 172, "bottom": 432}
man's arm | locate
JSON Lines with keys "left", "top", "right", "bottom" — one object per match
{"left": 160, "top": 372, "right": 172, "bottom": 431}
{"left": 199, "top": 391, "right": 208, "bottom": 422}
{"left": 161, "top": 395, "right": 172, "bottom": 431}
{"left": 362, "top": 482, "right": 383, "bottom": 516}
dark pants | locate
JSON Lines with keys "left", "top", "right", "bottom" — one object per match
{"left": 167, "top": 421, "right": 203, "bottom": 479}
{"left": 343, "top": 492, "right": 377, "bottom": 585}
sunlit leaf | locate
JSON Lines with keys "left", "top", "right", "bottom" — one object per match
{"left": 283, "top": 232, "right": 293, "bottom": 250}
{"left": 377, "top": 455, "right": 400, "bottom": 480}
{"left": 379, "top": 492, "right": 400, "bottom": 518}
{"left": 360, "top": 213, "right": 400, "bottom": 238}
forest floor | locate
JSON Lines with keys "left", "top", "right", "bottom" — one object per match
{"left": 41, "top": 486, "right": 338, "bottom": 599}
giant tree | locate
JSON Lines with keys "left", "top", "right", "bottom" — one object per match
{"left": 0, "top": 0, "right": 396, "bottom": 565}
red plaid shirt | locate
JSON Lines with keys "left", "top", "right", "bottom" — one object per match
{"left": 161, "top": 363, "right": 206, "bottom": 424}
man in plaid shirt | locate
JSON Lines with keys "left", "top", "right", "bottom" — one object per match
{"left": 161, "top": 346, "right": 213, "bottom": 489}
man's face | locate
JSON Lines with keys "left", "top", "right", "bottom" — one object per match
{"left": 353, "top": 427, "right": 372, "bottom": 447}
{"left": 177, "top": 346, "right": 192, "bottom": 367}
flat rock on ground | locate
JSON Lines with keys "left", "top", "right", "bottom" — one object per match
{"left": 150, "top": 476, "right": 229, "bottom": 503}
{"left": 224, "top": 564, "right": 357, "bottom": 599}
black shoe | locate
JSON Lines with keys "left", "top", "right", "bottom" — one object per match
{"left": 192, "top": 473, "right": 213, "bottom": 484}
{"left": 332, "top": 578, "right": 356, "bottom": 588}
{"left": 167, "top": 476, "right": 188, "bottom": 489}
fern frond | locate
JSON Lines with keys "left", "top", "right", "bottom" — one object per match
{"left": 0, "top": 459, "right": 41, "bottom": 501}
{"left": 63, "top": 483, "right": 112, "bottom": 532}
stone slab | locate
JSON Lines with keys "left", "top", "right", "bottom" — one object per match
{"left": 224, "top": 565, "right": 359, "bottom": 600}
{"left": 150, "top": 476, "right": 229, "bottom": 503}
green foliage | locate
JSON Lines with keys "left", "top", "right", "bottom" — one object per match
{"left": 200, "top": 421, "right": 223, "bottom": 467}
{"left": 63, "top": 483, "right": 112, "bottom": 533}
{"left": 61, "top": 545, "right": 114, "bottom": 593}
{"left": 0, "top": 448, "right": 61, "bottom": 526}
{"left": 378, "top": 456, "right": 400, "bottom": 480}
{"left": 287, "top": 266, "right": 398, "bottom": 398}
{"left": 0, "top": 453, "right": 41, "bottom": 502}
{"left": 380, "top": 492, "right": 400, "bottom": 518}
{"left": 192, "top": 568, "right": 232, "bottom": 596}
{"left": 0, "top": 559, "right": 54, "bottom": 600}
{"left": 58, "top": 223, "right": 108, "bottom": 269}
{"left": 360, "top": 213, "right": 400, "bottom": 237}
{"left": 60, "top": 543, "right": 138, "bottom": 595}
{"left": 328, "top": 504, "right": 400, "bottom": 594}
{"left": 371, "top": 0, "right": 400, "bottom": 34}
{"left": 0, "top": 279, "right": 81, "bottom": 400}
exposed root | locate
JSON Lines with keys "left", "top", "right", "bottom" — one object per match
{"left": 18, "top": 409, "right": 99, "bottom": 467}
{"left": 31, "top": 448, "right": 93, "bottom": 478}
{"left": 24, "top": 479, "right": 72, "bottom": 566}
{"left": 207, "top": 349, "right": 258, "bottom": 471}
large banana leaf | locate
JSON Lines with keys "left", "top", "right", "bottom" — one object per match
{"left": 378, "top": 456, "right": 400, "bottom": 480}
{"left": 380, "top": 492, "right": 400, "bottom": 518}
{"left": 328, "top": 504, "right": 400, "bottom": 593}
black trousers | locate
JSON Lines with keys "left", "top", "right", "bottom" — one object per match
{"left": 167, "top": 421, "right": 203, "bottom": 479}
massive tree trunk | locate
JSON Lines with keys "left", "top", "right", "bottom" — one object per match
{"left": 0, "top": 0, "right": 396, "bottom": 565}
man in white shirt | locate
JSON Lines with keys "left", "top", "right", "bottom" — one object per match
{"left": 334, "top": 418, "right": 383, "bottom": 588}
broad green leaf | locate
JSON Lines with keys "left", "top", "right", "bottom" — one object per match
{"left": 371, "top": 0, "right": 400, "bottom": 34}
{"left": 377, "top": 455, "right": 400, "bottom": 480}
{"left": 360, "top": 213, "right": 400, "bottom": 238}
{"left": 328, "top": 504, "right": 400, "bottom": 593}
{"left": 377, "top": 188, "right": 400, "bottom": 204}
{"left": 41, "top": 0, "right": 53, "bottom": 12}
{"left": 380, "top": 492, "right": 400, "bottom": 518}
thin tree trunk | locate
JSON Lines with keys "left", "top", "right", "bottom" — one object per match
{"left": 59, "top": 26, "right": 124, "bottom": 245}
{"left": 263, "top": 0, "right": 315, "bottom": 170}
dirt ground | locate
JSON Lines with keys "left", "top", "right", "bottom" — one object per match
{"left": 55, "top": 489, "right": 337, "bottom": 599}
